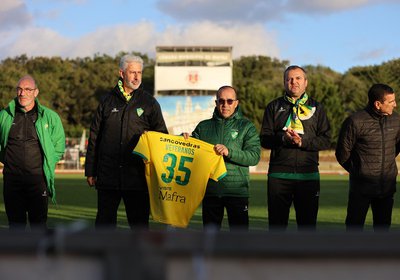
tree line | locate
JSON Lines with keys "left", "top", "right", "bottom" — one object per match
{"left": 0, "top": 52, "right": 399, "bottom": 147}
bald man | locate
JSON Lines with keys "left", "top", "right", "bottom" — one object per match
{"left": 0, "top": 75, "right": 65, "bottom": 230}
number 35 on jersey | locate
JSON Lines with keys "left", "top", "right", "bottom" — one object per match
{"left": 133, "top": 131, "right": 227, "bottom": 228}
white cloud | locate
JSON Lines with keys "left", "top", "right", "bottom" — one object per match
{"left": 0, "top": 26, "right": 70, "bottom": 58}
{"left": 157, "top": 0, "right": 284, "bottom": 22}
{"left": 155, "top": 21, "right": 279, "bottom": 59}
{"left": 66, "top": 21, "right": 157, "bottom": 58}
{"left": 286, "top": 0, "right": 394, "bottom": 13}
{"left": 0, "top": 0, "right": 32, "bottom": 30}
{"left": 157, "top": 0, "right": 398, "bottom": 22}
{"left": 0, "top": 0, "right": 24, "bottom": 12}
{"left": 0, "top": 20, "right": 279, "bottom": 60}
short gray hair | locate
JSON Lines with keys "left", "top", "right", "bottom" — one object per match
{"left": 119, "top": 54, "right": 144, "bottom": 71}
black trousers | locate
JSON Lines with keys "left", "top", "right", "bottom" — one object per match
{"left": 202, "top": 196, "right": 249, "bottom": 231}
{"left": 267, "top": 176, "right": 320, "bottom": 231}
{"left": 3, "top": 174, "right": 48, "bottom": 230}
{"left": 346, "top": 191, "right": 394, "bottom": 231}
{"left": 95, "top": 189, "right": 150, "bottom": 230}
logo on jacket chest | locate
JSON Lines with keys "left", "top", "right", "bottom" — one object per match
{"left": 230, "top": 129, "right": 239, "bottom": 139}
{"left": 137, "top": 108, "right": 144, "bottom": 117}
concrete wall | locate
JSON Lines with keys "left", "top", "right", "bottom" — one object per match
{"left": 1, "top": 229, "right": 400, "bottom": 280}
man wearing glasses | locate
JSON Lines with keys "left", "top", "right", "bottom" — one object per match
{"left": 0, "top": 75, "right": 65, "bottom": 230}
{"left": 189, "top": 85, "right": 261, "bottom": 231}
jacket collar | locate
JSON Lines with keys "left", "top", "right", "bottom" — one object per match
{"left": 366, "top": 104, "right": 385, "bottom": 120}
{"left": 7, "top": 98, "right": 43, "bottom": 117}
{"left": 115, "top": 78, "right": 143, "bottom": 102}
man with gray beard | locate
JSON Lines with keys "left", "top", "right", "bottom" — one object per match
{"left": 85, "top": 54, "right": 168, "bottom": 230}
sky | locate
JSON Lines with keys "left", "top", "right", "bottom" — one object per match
{"left": 1, "top": 0, "right": 399, "bottom": 73}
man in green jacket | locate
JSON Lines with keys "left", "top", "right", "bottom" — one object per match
{"left": 0, "top": 75, "right": 65, "bottom": 230}
{"left": 191, "top": 86, "right": 261, "bottom": 231}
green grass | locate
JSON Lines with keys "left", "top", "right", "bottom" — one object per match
{"left": 0, "top": 173, "right": 399, "bottom": 231}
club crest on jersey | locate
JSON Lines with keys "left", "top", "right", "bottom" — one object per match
{"left": 137, "top": 108, "right": 144, "bottom": 117}
{"left": 231, "top": 129, "right": 239, "bottom": 139}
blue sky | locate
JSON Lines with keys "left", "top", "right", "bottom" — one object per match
{"left": 1, "top": 0, "right": 399, "bottom": 73}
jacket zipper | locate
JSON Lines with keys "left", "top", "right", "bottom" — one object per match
{"left": 118, "top": 102, "right": 129, "bottom": 189}
{"left": 218, "top": 119, "right": 225, "bottom": 198}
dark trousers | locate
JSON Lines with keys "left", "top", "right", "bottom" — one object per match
{"left": 346, "top": 191, "right": 394, "bottom": 231}
{"left": 202, "top": 196, "right": 249, "bottom": 231}
{"left": 3, "top": 174, "right": 48, "bottom": 230}
{"left": 95, "top": 189, "right": 150, "bottom": 230}
{"left": 267, "top": 176, "right": 320, "bottom": 231}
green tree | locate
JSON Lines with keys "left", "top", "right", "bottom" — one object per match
{"left": 233, "top": 55, "right": 288, "bottom": 130}
{"left": 304, "top": 65, "right": 342, "bottom": 147}
{"left": 1, "top": 52, "right": 399, "bottom": 144}
{"left": 0, "top": 55, "right": 29, "bottom": 108}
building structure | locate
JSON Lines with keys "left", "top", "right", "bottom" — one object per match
{"left": 154, "top": 46, "right": 233, "bottom": 134}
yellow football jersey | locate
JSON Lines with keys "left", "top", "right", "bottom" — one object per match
{"left": 133, "top": 131, "right": 227, "bottom": 228}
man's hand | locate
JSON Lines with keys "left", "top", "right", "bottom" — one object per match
{"left": 214, "top": 144, "right": 229, "bottom": 156}
{"left": 87, "top": 176, "right": 97, "bottom": 187}
{"left": 182, "top": 132, "right": 190, "bottom": 139}
{"left": 284, "top": 129, "right": 302, "bottom": 147}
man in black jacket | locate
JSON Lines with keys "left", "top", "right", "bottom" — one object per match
{"left": 85, "top": 54, "right": 168, "bottom": 230}
{"left": 260, "top": 65, "right": 331, "bottom": 231}
{"left": 336, "top": 83, "right": 400, "bottom": 231}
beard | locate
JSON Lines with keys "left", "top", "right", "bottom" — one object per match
{"left": 125, "top": 79, "right": 140, "bottom": 91}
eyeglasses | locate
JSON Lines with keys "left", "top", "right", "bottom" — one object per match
{"left": 16, "top": 87, "right": 36, "bottom": 94}
{"left": 217, "top": 98, "right": 237, "bottom": 105}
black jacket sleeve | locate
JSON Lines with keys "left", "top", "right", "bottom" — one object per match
{"left": 85, "top": 101, "right": 104, "bottom": 177}
{"left": 260, "top": 101, "right": 286, "bottom": 149}
{"left": 335, "top": 116, "right": 355, "bottom": 172}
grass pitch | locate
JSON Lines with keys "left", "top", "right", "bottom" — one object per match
{"left": 0, "top": 173, "right": 399, "bottom": 231}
